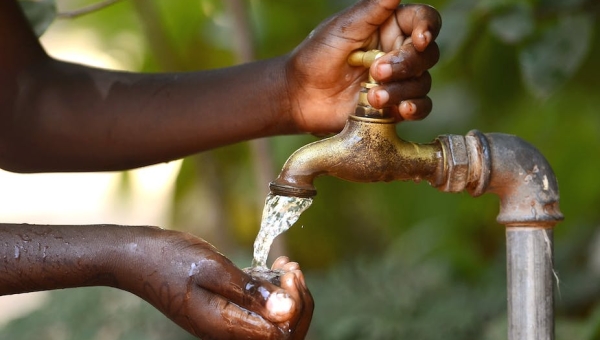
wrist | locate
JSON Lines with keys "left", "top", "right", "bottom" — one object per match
{"left": 105, "top": 225, "right": 168, "bottom": 294}
{"left": 260, "top": 54, "right": 302, "bottom": 135}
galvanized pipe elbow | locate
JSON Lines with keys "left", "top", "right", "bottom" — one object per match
{"left": 439, "top": 130, "right": 564, "bottom": 226}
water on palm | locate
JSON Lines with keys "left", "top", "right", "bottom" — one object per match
{"left": 251, "top": 194, "right": 313, "bottom": 269}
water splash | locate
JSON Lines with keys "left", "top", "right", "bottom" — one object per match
{"left": 251, "top": 194, "right": 312, "bottom": 269}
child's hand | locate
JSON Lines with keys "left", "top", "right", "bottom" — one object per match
{"left": 284, "top": 0, "right": 441, "bottom": 134}
{"left": 128, "top": 229, "right": 313, "bottom": 339}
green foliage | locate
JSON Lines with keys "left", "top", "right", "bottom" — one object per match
{"left": 0, "top": 287, "right": 195, "bottom": 340}
{"left": 307, "top": 227, "right": 507, "bottom": 339}
{"left": 6, "top": 0, "right": 600, "bottom": 338}
{"left": 519, "top": 13, "right": 594, "bottom": 98}
{"left": 438, "top": 0, "right": 597, "bottom": 98}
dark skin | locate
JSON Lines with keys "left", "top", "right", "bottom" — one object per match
{"left": 0, "top": 0, "right": 441, "bottom": 339}
{"left": 0, "top": 224, "right": 311, "bottom": 339}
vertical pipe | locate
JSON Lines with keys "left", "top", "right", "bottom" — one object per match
{"left": 506, "top": 227, "right": 554, "bottom": 340}
{"left": 455, "top": 132, "right": 562, "bottom": 340}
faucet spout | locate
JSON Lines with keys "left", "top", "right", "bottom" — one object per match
{"left": 269, "top": 115, "right": 445, "bottom": 198}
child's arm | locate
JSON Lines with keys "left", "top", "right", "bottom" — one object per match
{"left": 0, "top": 223, "right": 313, "bottom": 339}
{"left": 0, "top": 0, "right": 441, "bottom": 173}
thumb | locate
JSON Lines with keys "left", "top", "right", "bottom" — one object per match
{"left": 332, "top": 0, "right": 401, "bottom": 44}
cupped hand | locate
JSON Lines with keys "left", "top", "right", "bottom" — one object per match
{"left": 124, "top": 229, "right": 313, "bottom": 340}
{"left": 284, "top": 0, "right": 441, "bottom": 134}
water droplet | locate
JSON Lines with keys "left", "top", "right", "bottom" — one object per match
{"left": 188, "top": 262, "right": 199, "bottom": 277}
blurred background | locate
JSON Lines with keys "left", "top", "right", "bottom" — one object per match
{"left": 2, "top": 0, "right": 600, "bottom": 338}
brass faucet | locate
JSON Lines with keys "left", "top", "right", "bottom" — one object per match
{"left": 269, "top": 49, "right": 563, "bottom": 226}
{"left": 269, "top": 49, "right": 446, "bottom": 198}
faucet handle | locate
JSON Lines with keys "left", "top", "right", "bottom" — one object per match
{"left": 347, "top": 49, "right": 385, "bottom": 68}
{"left": 348, "top": 50, "right": 391, "bottom": 119}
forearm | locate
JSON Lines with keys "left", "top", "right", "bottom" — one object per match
{"left": 1, "top": 55, "right": 294, "bottom": 173}
{"left": 0, "top": 223, "right": 145, "bottom": 295}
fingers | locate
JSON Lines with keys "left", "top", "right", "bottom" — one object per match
{"left": 193, "top": 254, "right": 309, "bottom": 324}
{"left": 398, "top": 97, "right": 433, "bottom": 121}
{"left": 313, "top": 0, "right": 401, "bottom": 51}
{"left": 395, "top": 4, "right": 442, "bottom": 52}
{"left": 370, "top": 71, "right": 432, "bottom": 104}
{"left": 184, "top": 285, "right": 285, "bottom": 339}
{"left": 269, "top": 256, "right": 307, "bottom": 322}
{"left": 192, "top": 253, "right": 292, "bottom": 322}
{"left": 335, "top": 0, "right": 402, "bottom": 42}
{"left": 366, "top": 36, "right": 437, "bottom": 123}
{"left": 187, "top": 253, "right": 312, "bottom": 339}
{"left": 370, "top": 96, "right": 432, "bottom": 122}
{"left": 280, "top": 270, "right": 314, "bottom": 340}
{"left": 270, "top": 256, "right": 313, "bottom": 339}
{"left": 271, "top": 256, "right": 293, "bottom": 270}
{"left": 367, "top": 71, "right": 433, "bottom": 120}
{"left": 371, "top": 44, "right": 440, "bottom": 83}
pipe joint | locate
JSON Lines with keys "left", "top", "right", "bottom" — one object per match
{"left": 438, "top": 135, "right": 470, "bottom": 192}
{"left": 438, "top": 130, "right": 563, "bottom": 226}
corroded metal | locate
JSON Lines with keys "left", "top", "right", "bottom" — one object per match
{"left": 348, "top": 49, "right": 390, "bottom": 119}
{"left": 270, "top": 49, "right": 564, "bottom": 340}
{"left": 477, "top": 132, "right": 563, "bottom": 226}
{"left": 437, "top": 135, "right": 469, "bottom": 192}
{"left": 438, "top": 130, "right": 564, "bottom": 226}
{"left": 269, "top": 115, "right": 445, "bottom": 198}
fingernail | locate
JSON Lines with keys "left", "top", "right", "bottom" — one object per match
{"left": 374, "top": 89, "right": 389, "bottom": 106}
{"left": 419, "top": 31, "right": 432, "bottom": 50}
{"left": 376, "top": 63, "right": 392, "bottom": 79}
{"left": 267, "top": 292, "right": 293, "bottom": 317}
{"left": 400, "top": 101, "right": 416, "bottom": 115}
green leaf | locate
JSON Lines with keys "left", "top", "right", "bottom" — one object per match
{"left": 519, "top": 14, "right": 594, "bottom": 98}
{"left": 436, "top": 0, "right": 478, "bottom": 63}
{"left": 488, "top": 4, "right": 534, "bottom": 44}
{"left": 477, "top": 0, "right": 538, "bottom": 12}
{"left": 540, "top": 0, "right": 588, "bottom": 11}
{"left": 18, "top": 0, "right": 57, "bottom": 37}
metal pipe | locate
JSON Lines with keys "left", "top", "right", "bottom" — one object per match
{"left": 457, "top": 131, "right": 562, "bottom": 340}
{"left": 506, "top": 227, "right": 555, "bottom": 340}
{"left": 269, "top": 49, "right": 563, "bottom": 338}
{"left": 463, "top": 131, "right": 563, "bottom": 226}
{"left": 270, "top": 128, "right": 563, "bottom": 339}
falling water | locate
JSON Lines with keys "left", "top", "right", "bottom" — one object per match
{"left": 251, "top": 194, "right": 313, "bottom": 269}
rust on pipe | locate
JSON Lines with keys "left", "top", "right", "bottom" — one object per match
{"left": 458, "top": 131, "right": 563, "bottom": 226}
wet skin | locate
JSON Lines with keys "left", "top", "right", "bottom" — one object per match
{"left": 0, "top": 0, "right": 441, "bottom": 338}
{"left": 0, "top": 224, "right": 312, "bottom": 339}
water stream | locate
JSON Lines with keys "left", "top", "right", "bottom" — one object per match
{"left": 251, "top": 194, "right": 313, "bottom": 269}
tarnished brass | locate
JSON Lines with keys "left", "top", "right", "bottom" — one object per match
{"left": 270, "top": 49, "right": 445, "bottom": 197}
{"left": 348, "top": 49, "right": 389, "bottom": 119}
{"left": 269, "top": 115, "right": 445, "bottom": 197}
{"left": 347, "top": 50, "right": 386, "bottom": 68}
